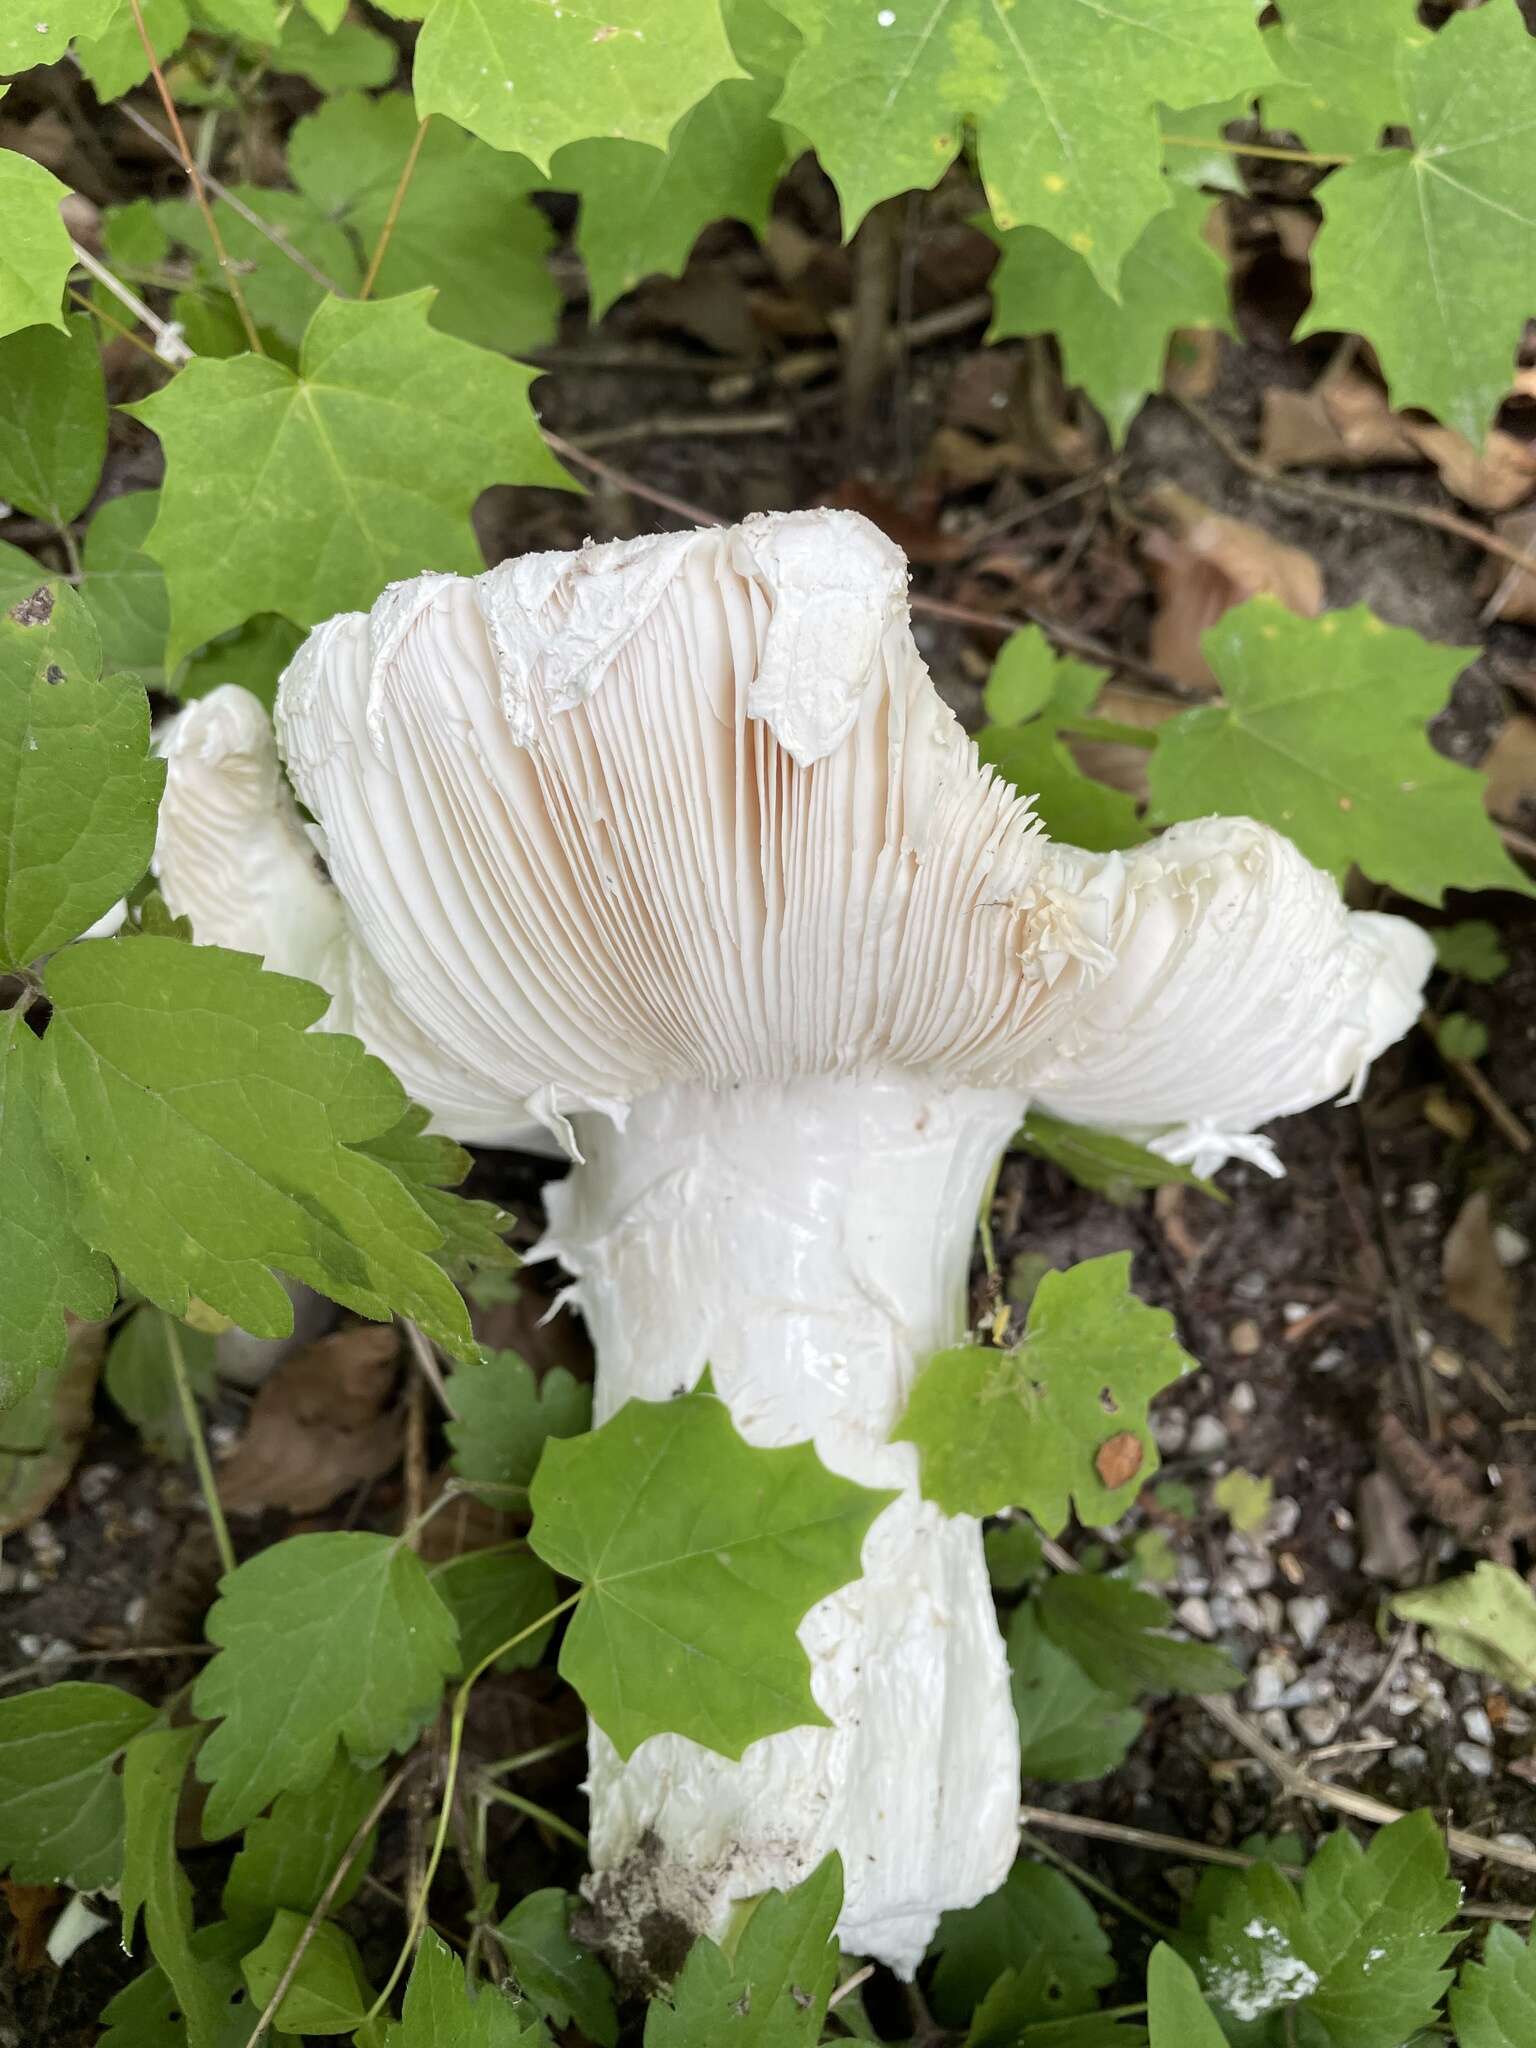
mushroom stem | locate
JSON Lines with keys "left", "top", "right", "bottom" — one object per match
{"left": 540, "top": 1072, "right": 1024, "bottom": 1978}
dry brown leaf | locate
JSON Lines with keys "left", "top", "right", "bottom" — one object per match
{"left": 3, "top": 1881, "right": 61, "bottom": 1974}
{"left": 1480, "top": 713, "right": 1536, "bottom": 820}
{"left": 1260, "top": 372, "right": 1421, "bottom": 472}
{"left": 1163, "top": 327, "right": 1223, "bottom": 402}
{"left": 1094, "top": 1432, "right": 1145, "bottom": 1490}
{"left": 1443, "top": 1190, "right": 1515, "bottom": 1350}
{"left": 1402, "top": 421, "right": 1536, "bottom": 513}
{"left": 217, "top": 1325, "right": 403, "bottom": 1516}
{"left": 0, "top": 1319, "right": 104, "bottom": 1537}
{"left": 1143, "top": 482, "right": 1323, "bottom": 690}
{"left": 1484, "top": 509, "right": 1536, "bottom": 623}
{"left": 1356, "top": 1468, "right": 1419, "bottom": 1584}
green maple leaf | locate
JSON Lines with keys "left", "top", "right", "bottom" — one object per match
{"left": 0, "top": 314, "right": 106, "bottom": 527}
{"left": 774, "top": 0, "right": 1271, "bottom": 288}
{"left": 157, "top": 187, "right": 362, "bottom": 351}
{"left": 529, "top": 1390, "right": 894, "bottom": 1760}
{"left": 41, "top": 938, "right": 475, "bottom": 1356}
{"left": 1148, "top": 598, "right": 1533, "bottom": 904}
{"left": 192, "top": 1530, "right": 459, "bottom": 1836}
{"left": 269, "top": 10, "right": 396, "bottom": 90}
{"left": 495, "top": 1891, "right": 617, "bottom": 2045}
{"left": 126, "top": 291, "right": 574, "bottom": 665}
{"left": 446, "top": 1348, "right": 592, "bottom": 1504}
{"left": 930, "top": 1863, "right": 1114, "bottom": 2027}
{"left": 895, "top": 1253, "right": 1196, "bottom": 1532}
{"left": 80, "top": 492, "right": 169, "bottom": 682}
{"left": 434, "top": 1550, "right": 560, "bottom": 1674}
{"left": 121, "top": 1724, "right": 229, "bottom": 2048}
{"left": 1453, "top": 1924, "right": 1536, "bottom": 2048}
{"left": 0, "top": 1682, "right": 157, "bottom": 1891}
{"left": 0, "top": 0, "right": 116, "bottom": 69}
{"left": 99, "top": 1920, "right": 300, "bottom": 2048}
{"left": 242, "top": 1914, "right": 374, "bottom": 2036}
{"left": 386, "top": 1932, "right": 551, "bottom": 2048}
{"left": 1303, "top": 2, "right": 1536, "bottom": 442}
{"left": 222, "top": 1754, "right": 383, "bottom": 1923}
{"left": 413, "top": 0, "right": 744, "bottom": 168}
{"left": 76, "top": 0, "right": 190, "bottom": 101}
{"left": 1037, "top": 1574, "right": 1241, "bottom": 1700}
{"left": 288, "top": 95, "right": 558, "bottom": 354}
{"left": 0, "top": 150, "right": 72, "bottom": 342}
{"left": 0, "top": 581, "right": 162, "bottom": 973}
{"left": 644, "top": 1855, "right": 842, "bottom": 2048}
{"left": 986, "top": 190, "right": 1232, "bottom": 445}
{"left": 1260, "top": 0, "right": 1410, "bottom": 158}
{"left": 1006, "top": 1602, "right": 1141, "bottom": 1783}
{"left": 1146, "top": 1945, "right": 1226, "bottom": 2048}
{"left": 976, "top": 630, "right": 1146, "bottom": 851}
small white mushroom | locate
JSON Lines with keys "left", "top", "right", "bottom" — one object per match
{"left": 154, "top": 511, "right": 1432, "bottom": 1975}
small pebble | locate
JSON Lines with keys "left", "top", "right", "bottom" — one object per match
{"left": 1234, "top": 1270, "right": 1268, "bottom": 1303}
{"left": 1494, "top": 1224, "right": 1530, "bottom": 1267}
{"left": 1296, "top": 1701, "right": 1348, "bottom": 1746}
{"left": 1248, "top": 1651, "right": 1299, "bottom": 1710}
{"left": 1326, "top": 1536, "right": 1357, "bottom": 1572}
{"left": 1309, "top": 1345, "right": 1346, "bottom": 1374}
{"left": 1258, "top": 1593, "right": 1285, "bottom": 1635}
{"left": 1227, "top": 1595, "right": 1265, "bottom": 1633}
{"left": 1502, "top": 1705, "right": 1532, "bottom": 1737}
{"left": 1406, "top": 1181, "right": 1438, "bottom": 1215}
{"left": 1269, "top": 1497, "right": 1302, "bottom": 1542}
{"left": 1454, "top": 1741, "right": 1495, "bottom": 1779}
{"left": 1287, "top": 1596, "right": 1331, "bottom": 1650}
{"left": 1152, "top": 1406, "right": 1188, "bottom": 1453}
{"left": 1188, "top": 1413, "right": 1230, "bottom": 1456}
{"left": 1257, "top": 1708, "right": 1299, "bottom": 1754}
{"left": 1176, "top": 1596, "right": 1216, "bottom": 1640}
{"left": 1463, "top": 1705, "right": 1494, "bottom": 1746}
{"left": 1278, "top": 1674, "right": 1335, "bottom": 1711}
{"left": 1282, "top": 1300, "right": 1311, "bottom": 1324}
{"left": 1390, "top": 1743, "right": 1427, "bottom": 1770}
{"left": 1229, "top": 1380, "right": 1257, "bottom": 1417}
{"left": 77, "top": 1463, "right": 119, "bottom": 1508}
{"left": 1233, "top": 1555, "right": 1275, "bottom": 1593}
{"left": 1496, "top": 1832, "right": 1536, "bottom": 1852}
{"left": 1229, "top": 1320, "right": 1262, "bottom": 1357}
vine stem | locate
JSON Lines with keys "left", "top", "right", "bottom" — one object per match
{"left": 68, "top": 241, "right": 192, "bottom": 364}
{"left": 1020, "top": 1826, "right": 1179, "bottom": 1942}
{"left": 480, "top": 1781, "right": 589, "bottom": 1850}
{"left": 163, "top": 1313, "right": 236, "bottom": 1578}
{"left": 1163, "top": 131, "right": 1352, "bottom": 167}
{"left": 67, "top": 284, "right": 171, "bottom": 369}
{"left": 361, "top": 116, "right": 431, "bottom": 300}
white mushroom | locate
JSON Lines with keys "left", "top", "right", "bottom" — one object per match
{"left": 153, "top": 511, "right": 1433, "bottom": 1976}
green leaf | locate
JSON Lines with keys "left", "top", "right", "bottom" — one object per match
{"left": 157, "top": 188, "right": 362, "bottom": 351}
{"left": 0, "top": 150, "right": 72, "bottom": 342}
{"left": 288, "top": 96, "right": 557, "bottom": 355}
{"left": 1038, "top": 1573, "right": 1241, "bottom": 1700}
{"left": 774, "top": 0, "right": 1271, "bottom": 285}
{"left": 986, "top": 190, "right": 1231, "bottom": 445}
{"left": 496, "top": 1890, "right": 618, "bottom": 2046}
{"left": 1260, "top": 0, "right": 1410, "bottom": 158}
{"left": 76, "top": 0, "right": 190, "bottom": 100}
{"left": 268, "top": 9, "right": 396, "bottom": 89}
{"left": 986, "top": 1518, "right": 1045, "bottom": 1592}
{"left": 1433, "top": 920, "right": 1509, "bottom": 984}
{"left": 976, "top": 630, "right": 1145, "bottom": 852}
{"left": 1435, "top": 1011, "right": 1488, "bottom": 1063}
{"left": 968, "top": 1996, "right": 1147, "bottom": 2048}
{"left": 99, "top": 1919, "right": 300, "bottom": 2048}
{"left": 222, "top": 1755, "right": 382, "bottom": 1923}
{"left": 191, "top": 1529, "right": 459, "bottom": 1836}
{"left": 102, "top": 198, "right": 171, "bottom": 276}
{"left": 446, "top": 1348, "right": 592, "bottom": 1504}
{"left": 894, "top": 1253, "right": 1197, "bottom": 1533}
{"left": 81, "top": 492, "right": 170, "bottom": 682}
{"left": 930, "top": 1862, "right": 1114, "bottom": 2026}
{"left": 0, "top": 313, "right": 105, "bottom": 526}
{"left": 1147, "top": 597, "right": 1533, "bottom": 904}
{"left": 1452, "top": 1923, "right": 1536, "bottom": 2048}
{"left": 126, "top": 291, "right": 573, "bottom": 666}
{"left": 104, "top": 1303, "right": 217, "bottom": 1458}
{"left": 529, "top": 1390, "right": 894, "bottom": 1760}
{"left": 0, "top": 1009, "right": 114, "bottom": 1399}
{"left": 1147, "top": 1943, "right": 1226, "bottom": 2048}
{"left": 1007, "top": 1601, "right": 1142, "bottom": 1783}
{"left": 0, "top": 580, "right": 162, "bottom": 971}
{"left": 1211, "top": 1469, "right": 1273, "bottom": 1537}
{"left": 173, "top": 614, "right": 304, "bottom": 712}
{"left": 1014, "top": 1111, "right": 1219, "bottom": 1204}
{"left": 121, "top": 1724, "right": 228, "bottom": 2048}
{"left": 242, "top": 1912, "right": 373, "bottom": 2036}
{"left": 388, "top": 1930, "right": 551, "bottom": 2047}
{"left": 42, "top": 938, "right": 475, "bottom": 1355}
{"left": 1393, "top": 1561, "right": 1536, "bottom": 1691}
{"left": 412, "top": 0, "right": 744, "bottom": 169}
{"left": 358, "top": 1104, "right": 516, "bottom": 1282}
{"left": 1302, "top": 2, "right": 1536, "bottom": 442}
{"left": 434, "top": 1549, "right": 560, "bottom": 1674}
{"left": 0, "top": 540, "right": 42, "bottom": 610}
{"left": 644, "top": 1854, "right": 842, "bottom": 2047}
{"left": 0, "top": 1681, "right": 156, "bottom": 1891}
{"left": 0, "top": 1, "right": 116, "bottom": 69}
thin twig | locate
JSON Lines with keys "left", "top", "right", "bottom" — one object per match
{"left": 480, "top": 1781, "right": 589, "bottom": 1850}
{"left": 541, "top": 433, "right": 722, "bottom": 526}
{"left": 68, "top": 283, "right": 169, "bottom": 368}
{"left": 908, "top": 590, "right": 1184, "bottom": 690}
{"left": 480, "top": 1731, "right": 586, "bottom": 1779}
{"left": 1421, "top": 1010, "right": 1533, "bottom": 1155}
{"left": 1020, "top": 1826, "right": 1178, "bottom": 1941}
{"left": 0, "top": 1643, "right": 211, "bottom": 1694}
{"left": 361, "top": 115, "right": 431, "bottom": 300}
{"left": 1020, "top": 1803, "right": 1306, "bottom": 1877}
{"left": 69, "top": 241, "right": 192, "bottom": 364}
{"left": 164, "top": 1314, "right": 236, "bottom": 1578}
{"left": 402, "top": 1319, "right": 459, "bottom": 1420}
{"left": 1163, "top": 132, "right": 1352, "bottom": 168}
{"left": 828, "top": 1963, "right": 875, "bottom": 2010}
{"left": 570, "top": 410, "right": 795, "bottom": 453}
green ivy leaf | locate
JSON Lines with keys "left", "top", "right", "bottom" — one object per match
{"left": 268, "top": 9, "right": 396, "bottom": 90}
{"left": 1007, "top": 1602, "right": 1142, "bottom": 1783}
{"left": 0, "top": 150, "right": 72, "bottom": 341}
{"left": 1260, "top": 0, "right": 1409, "bottom": 158}
{"left": 192, "top": 1530, "right": 459, "bottom": 1836}
{"left": 434, "top": 1550, "right": 560, "bottom": 1675}
{"left": 446, "top": 1349, "right": 592, "bottom": 1505}
{"left": 930, "top": 1862, "right": 1114, "bottom": 2027}
{"left": 1147, "top": 598, "right": 1533, "bottom": 904}
{"left": 127, "top": 291, "right": 574, "bottom": 665}
{"left": 103, "top": 1303, "right": 217, "bottom": 1458}
{"left": 42, "top": 938, "right": 475, "bottom": 1355}
{"left": 1393, "top": 1561, "right": 1536, "bottom": 1691}
{"left": 387, "top": 1930, "right": 551, "bottom": 2047}
{"left": 81, "top": 492, "right": 170, "bottom": 682}
{"left": 1037, "top": 1574, "right": 1242, "bottom": 1700}
{"left": 76, "top": 0, "right": 190, "bottom": 101}
{"left": 221, "top": 1755, "right": 383, "bottom": 1924}
{"left": 288, "top": 96, "right": 557, "bottom": 355}
{"left": 1452, "top": 1923, "right": 1536, "bottom": 2048}
{"left": 986, "top": 190, "right": 1231, "bottom": 445}
{"left": 1014, "top": 1111, "right": 1219, "bottom": 1203}
{"left": 242, "top": 1914, "right": 374, "bottom": 2036}
{"left": 121, "top": 1724, "right": 228, "bottom": 2048}
{"left": 1433, "top": 920, "right": 1509, "bottom": 984}
{"left": 0, "top": 1681, "right": 156, "bottom": 1890}
{"left": 1146, "top": 1944, "right": 1226, "bottom": 2048}
{"left": 157, "top": 188, "right": 362, "bottom": 351}
{"left": 413, "top": 0, "right": 744, "bottom": 168}
{"left": 976, "top": 630, "right": 1146, "bottom": 852}
{"left": 0, "top": 313, "right": 106, "bottom": 527}
{"left": 1303, "top": 2, "right": 1536, "bottom": 442}
{"left": 495, "top": 1891, "right": 618, "bottom": 2047}
{"left": 895, "top": 1254, "right": 1197, "bottom": 1533}
{"left": 530, "top": 1391, "right": 894, "bottom": 1760}
{"left": 774, "top": 0, "right": 1271, "bottom": 284}
{"left": 0, "top": 581, "right": 162, "bottom": 972}
{"left": 99, "top": 1920, "right": 301, "bottom": 2048}
{"left": 644, "top": 1854, "right": 842, "bottom": 2047}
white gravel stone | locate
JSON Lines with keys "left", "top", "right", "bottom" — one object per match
{"left": 1287, "top": 1596, "right": 1331, "bottom": 1650}
{"left": 1177, "top": 1596, "right": 1216, "bottom": 1640}
{"left": 1296, "top": 1701, "right": 1349, "bottom": 1746}
{"left": 1454, "top": 1742, "right": 1495, "bottom": 1779}
{"left": 1463, "top": 1705, "right": 1495, "bottom": 1746}
{"left": 1229, "top": 1380, "right": 1257, "bottom": 1416}
{"left": 1189, "top": 1413, "right": 1230, "bottom": 1456}
{"left": 1248, "top": 1652, "right": 1299, "bottom": 1710}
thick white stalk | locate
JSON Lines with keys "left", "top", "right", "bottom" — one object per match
{"left": 540, "top": 1073, "right": 1024, "bottom": 1978}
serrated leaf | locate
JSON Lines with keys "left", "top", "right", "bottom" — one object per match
{"left": 1014, "top": 1111, "right": 1219, "bottom": 1203}
{"left": 1393, "top": 1561, "right": 1536, "bottom": 1691}
{"left": 1147, "top": 598, "right": 1533, "bottom": 904}
{"left": 413, "top": 0, "right": 744, "bottom": 169}
{"left": 0, "top": 0, "right": 116, "bottom": 68}
{"left": 496, "top": 1890, "right": 618, "bottom": 2046}
{"left": 174, "top": 614, "right": 304, "bottom": 711}
{"left": 1147, "top": 1943, "right": 1226, "bottom": 2048}
{"left": 774, "top": 0, "right": 1270, "bottom": 285}
{"left": 1038, "top": 1573, "right": 1241, "bottom": 1700}
{"left": 529, "top": 1391, "right": 894, "bottom": 1760}
{"left": 268, "top": 9, "right": 396, "bottom": 89}
{"left": 288, "top": 96, "right": 557, "bottom": 354}
{"left": 895, "top": 1254, "right": 1197, "bottom": 1533}
{"left": 242, "top": 1913, "right": 374, "bottom": 2035}
{"left": 986, "top": 1518, "right": 1045, "bottom": 1591}
{"left": 976, "top": 631, "right": 1146, "bottom": 852}
{"left": 986, "top": 191, "right": 1231, "bottom": 445}
{"left": 434, "top": 1549, "right": 559, "bottom": 1675}
{"left": 1212, "top": 1469, "right": 1272, "bottom": 1536}
{"left": 1302, "top": 3, "right": 1536, "bottom": 442}
{"left": 0, "top": 150, "right": 72, "bottom": 341}
{"left": 1260, "top": 0, "right": 1410, "bottom": 158}
{"left": 0, "top": 1681, "right": 156, "bottom": 1891}
{"left": 157, "top": 187, "right": 361, "bottom": 351}
{"left": 0, "top": 313, "right": 105, "bottom": 527}
{"left": 99, "top": 1918, "right": 301, "bottom": 2048}
{"left": 121, "top": 1724, "right": 227, "bottom": 2048}
{"left": 193, "top": 1532, "right": 457, "bottom": 1836}
{"left": 1007, "top": 1601, "right": 1142, "bottom": 1783}
{"left": 42, "top": 938, "right": 475, "bottom": 1355}
{"left": 968, "top": 1999, "right": 1147, "bottom": 2047}
{"left": 1436, "top": 1010, "right": 1488, "bottom": 1062}
{"left": 222, "top": 1755, "right": 382, "bottom": 1924}
{"left": 388, "top": 1930, "right": 551, "bottom": 2047}
{"left": 0, "top": 581, "right": 162, "bottom": 972}
{"left": 1452, "top": 1923, "right": 1536, "bottom": 2048}
{"left": 1433, "top": 920, "right": 1509, "bottom": 984}
{"left": 80, "top": 492, "right": 170, "bottom": 682}
{"left": 126, "top": 291, "right": 573, "bottom": 666}
{"left": 103, "top": 1303, "right": 217, "bottom": 1458}
{"left": 446, "top": 1349, "right": 591, "bottom": 1505}
{"left": 358, "top": 1103, "right": 515, "bottom": 1282}
{"left": 644, "top": 1854, "right": 842, "bottom": 2047}
{"left": 930, "top": 1861, "right": 1115, "bottom": 2026}
{"left": 76, "top": 0, "right": 190, "bottom": 100}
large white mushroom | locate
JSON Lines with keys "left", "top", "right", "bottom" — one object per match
{"left": 154, "top": 511, "right": 1432, "bottom": 1977}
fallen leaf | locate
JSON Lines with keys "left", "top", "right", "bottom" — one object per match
{"left": 1483, "top": 510, "right": 1536, "bottom": 624}
{"left": 1443, "top": 1190, "right": 1515, "bottom": 1349}
{"left": 1213, "top": 1469, "right": 1274, "bottom": 1535}
{"left": 1394, "top": 1561, "right": 1536, "bottom": 1690}
{"left": 3, "top": 1880, "right": 61, "bottom": 1974}
{"left": 0, "top": 1318, "right": 103, "bottom": 1536}
{"left": 1143, "top": 483, "right": 1324, "bottom": 690}
{"left": 1094, "top": 1432, "right": 1144, "bottom": 1491}
{"left": 1163, "top": 325, "right": 1223, "bottom": 401}
{"left": 1403, "top": 421, "right": 1536, "bottom": 513}
{"left": 1479, "top": 713, "right": 1536, "bottom": 821}
{"left": 1356, "top": 1468, "right": 1419, "bottom": 1584}
{"left": 1261, "top": 371, "right": 1420, "bottom": 472}
{"left": 217, "top": 1325, "right": 403, "bottom": 1516}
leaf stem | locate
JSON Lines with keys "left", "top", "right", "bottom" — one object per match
{"left": 164, "top": 1312, "right": 236, "bottom": 1578}
{"left": 479, "top": 1781, "right": 589, "bottom": 1850}
{"left": 361, "top": 116, "right": 431, "bottom": 301}
{"left": 1163, "top": 131, "right": 1352, "bottom": 167}
{"left": 480, "top": 1730, "right": 586, "bottom": 1779}
{"left": 1019, "top": 1826, "right": 1179, "bottom": 1942}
